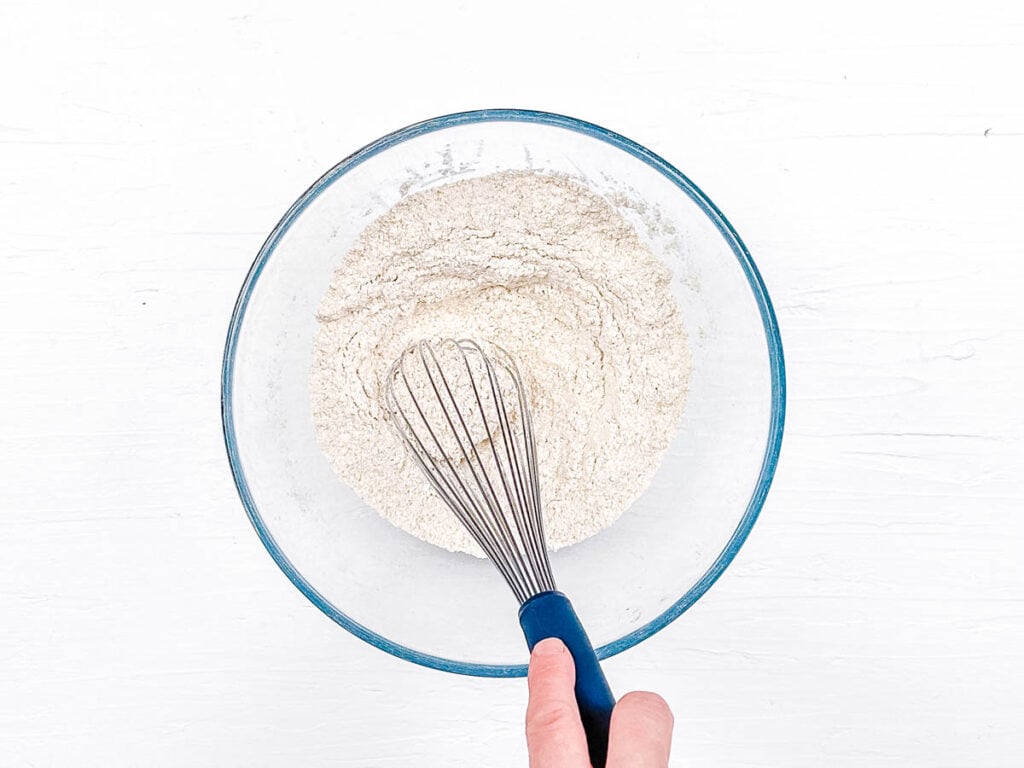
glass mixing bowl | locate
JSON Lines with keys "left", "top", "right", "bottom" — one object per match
{"left": 222, "top": 109, "right": 785, "bottom": 676}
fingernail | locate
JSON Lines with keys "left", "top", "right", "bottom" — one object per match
{"left": 533, "top": 637, "right": 566, "bottom": 656}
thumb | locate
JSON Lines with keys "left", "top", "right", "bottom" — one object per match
{"left": 525, "top": 638, "right": 590, "bottom": 768}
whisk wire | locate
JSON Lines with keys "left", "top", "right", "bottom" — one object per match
{"left": 421, "top": 342, "right": 537, "bottom": 598}
{"left": 475, "top": 344, "right": 553, "bottom": 593}
{"left": 388, "top": 358, "right": 530, "bottom": 600}
{"left": 457, "top": 343, "right": 543, "bottom": 597}
{"left": 383, "top": 338, "right": 556, "bottom": 603}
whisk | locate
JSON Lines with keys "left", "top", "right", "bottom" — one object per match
{"left": 384, "top": 338, "right": 616, "bottom": 767}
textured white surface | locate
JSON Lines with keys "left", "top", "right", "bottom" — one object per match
{"left": 2, "top": 1, "right": 1023, "bottom": 766}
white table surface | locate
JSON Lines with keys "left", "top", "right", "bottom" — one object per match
{"left": 3, "top": 1, "right": 1023, "bottom": 765}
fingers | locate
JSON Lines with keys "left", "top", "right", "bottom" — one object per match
{"left": 607, "top": 691, "right": 674, "bottom": 768}
{"left": 525, "top": 638, "right": 591, "bottom": 768}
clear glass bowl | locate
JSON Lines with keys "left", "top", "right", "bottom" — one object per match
{"left": 221, "top": 109, "right": 785, "bottom": 676}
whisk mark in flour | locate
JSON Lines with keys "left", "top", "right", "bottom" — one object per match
{"left": 310, "top": 171, "right": 690, "bottom": 555}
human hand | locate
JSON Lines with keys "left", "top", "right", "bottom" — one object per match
{"left": 526, "top": 637, "right": 674, "bottom": 767}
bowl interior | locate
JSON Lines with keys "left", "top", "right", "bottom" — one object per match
{"left": 224, "top": 112, "right": 783, "bottom": 675}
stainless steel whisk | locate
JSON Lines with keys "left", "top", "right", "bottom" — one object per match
{"left": 384, "top": 338, "right": 616, "bottom": 767}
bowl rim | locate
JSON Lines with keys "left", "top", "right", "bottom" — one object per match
{"left": 221, "top": 108, "right": 786, "bottom": 678}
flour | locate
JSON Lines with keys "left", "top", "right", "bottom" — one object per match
{"left": 311, "top": 171, "right": 690, "bottom": 555}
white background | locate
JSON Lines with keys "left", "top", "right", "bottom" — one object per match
{"left": 2, "top": 1, "right": 1023, "bottom": 765}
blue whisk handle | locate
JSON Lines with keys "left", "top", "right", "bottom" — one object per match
{"left": 519, "top": 591, "right": 616, "bottom": 768}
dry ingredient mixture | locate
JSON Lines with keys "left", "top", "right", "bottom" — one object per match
{"left": 311, "top": 171, "right": 690, "bottom": 555}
